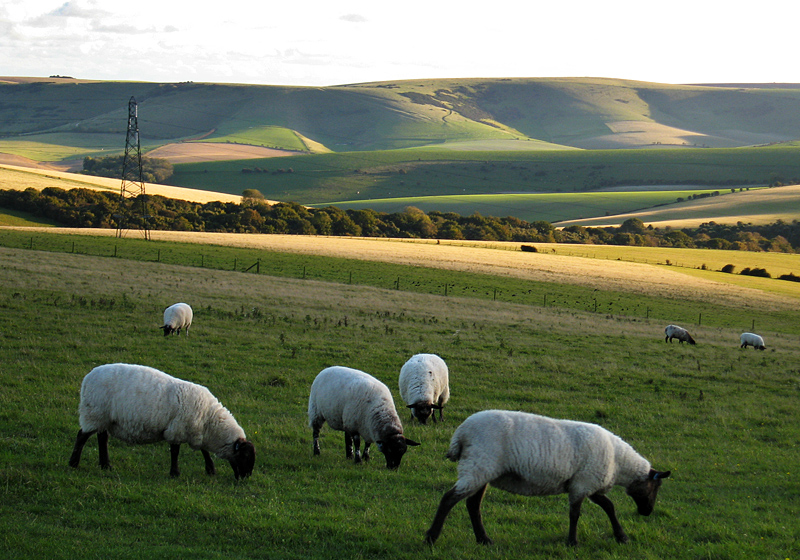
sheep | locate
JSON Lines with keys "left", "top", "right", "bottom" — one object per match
{"left": 740, "top": 332, "right": 766, "bottom": 350}
{"left": 424, "top": 409, "right": 670, "bottom": 547}
{"left": 399, "top": 353, "right": 450, "bottom": 424}
{"left": 664, "top": 324, "right": 696, "bottom": 345}
{"left": 161, "top": 302, "right": 193, "bottom": 336}
{"left": 68, "top": 363, "right": 255, "bottom": 480}
{"left": 308, "top": 366, "right": 420, "bottom": 469}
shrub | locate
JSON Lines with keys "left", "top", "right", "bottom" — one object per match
{"left": 721, "top": 264, "right": 736, "bottom": 273}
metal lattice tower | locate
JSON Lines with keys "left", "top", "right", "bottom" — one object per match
{"left": 116, "top": 96, "right": 150, "bottom": 240}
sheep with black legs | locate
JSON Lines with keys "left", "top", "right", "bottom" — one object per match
{"left": 399, "top": 353, "right": 450, "bottom": 424}
{"left": 664, "top": 324, "right": 696, "bottom": 345}
{"left": 425, "top": 410, "right": 670, "bottom": 547}
{"left": 740, "top": 332, "right": 766, "bottom": 350}
{"left": 161, "top": 302, "right": 193, "bottom": 336}
{"left": 68, "top": 363, "right": 255, "bottom": 479}
{"left": 308, "top": 366, "right": 420, "bottom": 469}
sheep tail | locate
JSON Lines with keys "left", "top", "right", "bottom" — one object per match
{"left": 446, "top": 436, "right": 463, "bottom": 462}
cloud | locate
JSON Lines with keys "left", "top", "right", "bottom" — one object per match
{"left": 339, "top": 13, "right": 367, "bottom": 23}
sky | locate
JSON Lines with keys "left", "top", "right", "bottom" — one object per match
{"left": 1, "top": 0, "right": 796, "bottom": 87}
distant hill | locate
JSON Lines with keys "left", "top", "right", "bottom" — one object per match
{"left": 5, "top": 76, "right": 800, "bottom": 226}
{"left": 4, "top": 76, "right": 800, "bottom": 162}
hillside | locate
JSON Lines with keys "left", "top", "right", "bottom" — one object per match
{"left": 4, "top": 77, "right": 800, "bottom": 164}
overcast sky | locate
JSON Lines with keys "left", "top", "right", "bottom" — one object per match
{"left": 1, "top": 0, "right": 795, "bottom": 87}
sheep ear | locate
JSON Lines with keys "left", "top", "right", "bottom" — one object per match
{"left": 404, "top": 438, "right": 421, "bottom": 447}
{"left": 432, "top": 404, "right": 443, "bottom": 410}
{"left": 406, "top": 404, "right": 416, "bottom": 409}
{"left": 649, "top": 469, "right": 671, "bottom": 480}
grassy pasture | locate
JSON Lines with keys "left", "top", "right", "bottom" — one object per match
{"left": 311, "top": 189, "right": 736, "bottom": 223}
{"left": 0, "top": 231, "right": 799, "bottom": 560}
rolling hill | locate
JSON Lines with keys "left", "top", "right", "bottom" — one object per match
{"left": 4, "top": 76, "right": 800, "bottom": 225}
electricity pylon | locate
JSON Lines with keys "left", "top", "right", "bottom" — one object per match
{"left": 116, "top": 96, "right": 150, "bottom": 240}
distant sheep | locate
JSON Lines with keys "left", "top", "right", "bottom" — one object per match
{"left": 740, "top": 332, "right": 766, "bottom": 350}
{"left": 68, "top": 363, "right": 255, "bottom": 479}
{"left": 399, "top": 353, "right": 450, "bottom": 424}
{"left": 425, "top": 410, "right": 670, "bottom": 547}
{"left": 308, "top": 366, "right": 420, "bottom": 469}
{"left": 664, "top": 324, "right": 696, "bottom": 345}
{"left": 161, "top": 302, "right": 193, "bottom": 336}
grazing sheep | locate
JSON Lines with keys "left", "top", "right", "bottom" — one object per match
{"left": 740, "top": 332, "right": 766, "bottom": 350}
{"left": 68, "top": 363, "right": 255, "bottom": 480}
{"left": 425, "top": 410, "right": 670, "bottom": 547}
{"left": 308, "top": 366, "right": 420, "bottom": 469}
{"left": 161, "top": 302, "right": 193, "bottom": 336}
{"left": 664, "top": 324, "right": 696, "bottom": 345}
{"left": 399, "top": 353, "right": 450, "bottom": 424}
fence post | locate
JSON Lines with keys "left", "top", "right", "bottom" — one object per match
{"left": 157, "top": 249, "right": 161, "bottom": 262}
{"left": 698, "top": 313, "right": 702, "bottom": 325}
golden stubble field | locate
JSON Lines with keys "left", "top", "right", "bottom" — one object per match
{"left": 11, "top": 227, "right": 800, "bottom": 313}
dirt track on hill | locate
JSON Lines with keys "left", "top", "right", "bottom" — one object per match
{"left": 144, "top": 143, "right": 298, "bottom": 163}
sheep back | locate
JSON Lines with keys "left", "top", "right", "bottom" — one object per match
{"left": 79, "top": 364, "right": 245, "bottom": 456}
{"left": 399, "top": 353, "right": 450, "bottom": 423}
{"left": 447, "top": 410, "right": 651, "bottom": 500}
{"left": 740, "top": 332, "right": 766, "bottom": 350}
{"left": 308, "top": 366, "right": 403, "bottom": 444}
{"left": 162, "top": 303, "right": 193, "bottom": 336}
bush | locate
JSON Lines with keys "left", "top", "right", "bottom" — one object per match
{"left": 740, "top": 267, "right": 771, "bottom": 278}
{"left": 721, "top": 264, "right": 736, "bottom": 273}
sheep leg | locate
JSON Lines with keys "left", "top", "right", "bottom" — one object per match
{"left": 202, "top": 449, "right": 216, "bottom": 475}
{"left": 466, "top": 484, "right": 492, "bottom": 545}
{"left": 362, "top": 441, "right": 371, "bottom": 462}
{"left": 312, "top": 422, "right": 322, "bottom": 455}
{"left": 568, "top": 497, "right": 584, "bottom": 546}
{"left": 589, "top": 493, "right": 628, "bottom": 543}
{"left": 425, "top": 486, "right": 468, "bottom": 545}
{"left": 169, "top": 443, "right": 181, "bottom": 478}
{"left": 68, "top": 428, "right": 96, "bottom": 468}
{"left": 352, "top": 434, "right": 362, "bottom": 463}
{"left": 97, "top": 430, "right": 110, "bottom": 470}
{"left": 344, "top": 431, "right": 354, "bottom": 459}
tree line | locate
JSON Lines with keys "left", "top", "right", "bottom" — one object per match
{"left": 2, "top": 186, "right": 800, "bottom": 254}
{"left": 81, "top": 155, "right": 174, "bottom": 184}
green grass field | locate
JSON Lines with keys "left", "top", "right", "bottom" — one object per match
{"left": 1, "top": 230, "right": 799, "bottom": 559}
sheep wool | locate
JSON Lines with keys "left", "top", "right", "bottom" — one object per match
{"left": 740, "top": 332, "right": 766, "bottom": 350}
{"left": 664, "top": 324, "right": 696, "bottom": 345}
{"left": 68, "top": 363, "right": 255, "bottom": 479}
{"left": 308, "top": 366, "right": 420, "bottom": 469}
{"left": 161, "top": 302, "right": 193, "bottom": 336}
{"left": 425, "top": 410, "right": 670, "bottom": 547}
{"left": 399, "top": 353, "right": 450, "bottom": 424}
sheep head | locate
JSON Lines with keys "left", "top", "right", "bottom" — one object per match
{"left": 627, "top": 469, "right": 671, "bottom": 515}
{"left": 228, "top": 438, "right": 255, "bottom": 480}
{"left": 376, "top": 433, "right": 420, "bottom": 470}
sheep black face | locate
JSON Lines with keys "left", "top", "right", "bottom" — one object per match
{"left": 626, "top": 469, "right": 670, "bottom": 515}
{"left": 409, "top": 403, "right": 433, "bottom": 424}
{"left": 377, "top": 434, "right": 420, "bottom": 469}
{"left": 228, "top": 439, "right": 256, "bottom": 480}
{"left": 161, "top": 325, "right": 174, "bottom": 336}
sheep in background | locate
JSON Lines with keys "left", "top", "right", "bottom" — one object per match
{"left": 68, "top": 363, "right": 255, "bottom": 480}
{"left": 664, "top": 324, "right": 696, "bottom": 345}
{"left": 399, "top": 353, "right": 450, "bottom": 424}
{"left": 161, "top": 302, "right": 193, "bottom": 336}
{"left": 425, "top": 410, "right": 670, "bottom": 547}
{"left": 308, "top": 366, "right": 420, "bottom": 469}
{"left": 740, "top": 332, "right": 766, "bottom": 350}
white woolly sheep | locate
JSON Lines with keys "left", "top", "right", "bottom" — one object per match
{"left": 664, "top": 324, "right": 696, "bottom": 345}
{"left": 68, "top": 363, "right": 255, "bottom": 479}
{"left": 425, "top": 410, "right": 670, "bottom": 547}
{"left": 740, "top": 332, "right": 766, "bottom": 350}
{"left": 399, "top": 353, "right": 450, "bottom": 424}
{"left": 308, "top": 366, "right": 420, "bottom": 469}
{"left": 161, "top": 302, "right": 193, "bottom": 336}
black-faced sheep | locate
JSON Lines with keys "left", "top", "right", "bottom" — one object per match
{"left": 740, "top": 332, "right": 766, "bottom": 350}
{"left": 399, "top": 353, "right": 450, "bottom": 424}
{"left": 425, "top": 410, "right": 670, "bottom": 547}
{"left": 68, "top": 363, "right": 255, "bottom": 479}
{"left": 308, "top": 366, "right": 420, "bottom": 469}
{"left": 161, "top": 302, "right": 193, "bottom": 336}
{"left": 664, "top": 324, "right": 696, "bottom": 345}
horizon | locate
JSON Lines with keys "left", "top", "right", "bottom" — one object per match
{"left": 1, "top": 1, "right": 796, "bottom": 88}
